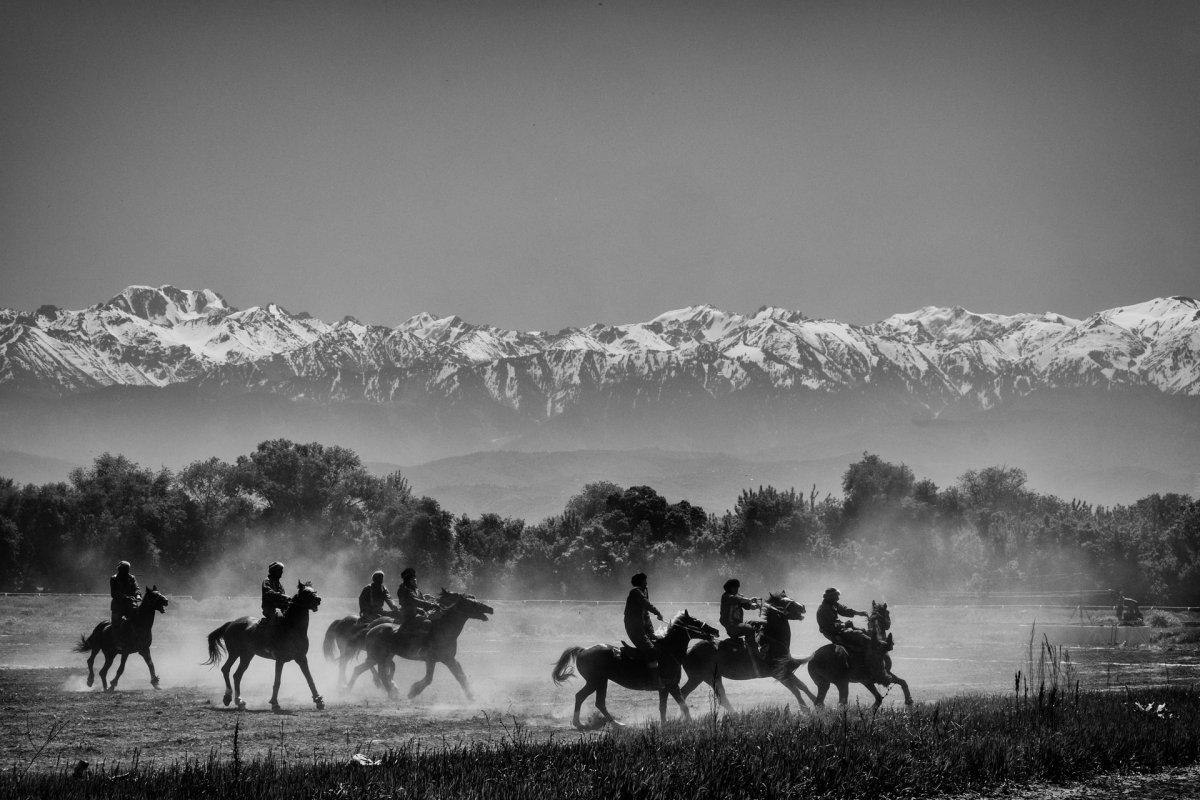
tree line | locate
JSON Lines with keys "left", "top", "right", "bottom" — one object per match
{"left": 1, "top": 440, "right": 1196, "bottom": 605}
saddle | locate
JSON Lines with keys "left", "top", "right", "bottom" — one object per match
{"left": 617, "top": 641, "right": 658, "bottom": 664}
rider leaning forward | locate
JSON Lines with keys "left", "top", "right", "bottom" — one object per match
{"left": 261, "top": 561, "right": 289, "bottom": 628}
{"left": 359, "top": 570, "right": 398, "bottom": 623}
{"left": 109, "top": 561, "right": 140, "bottom": 628}
{"left": 396, "top": 567, "right": 439, "bottom": 627}
{"left": 624, "top": 572, "right": 665, "bottom": 688}
{"left": 719, "top": 578, "right": 764, "bottom": 666}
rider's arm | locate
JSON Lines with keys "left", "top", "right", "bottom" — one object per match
{"left": 737, "top": 595, "right": 758, "bottom": 610}
{"left": 383, "top": 589, "right": 398, "bottom": 612}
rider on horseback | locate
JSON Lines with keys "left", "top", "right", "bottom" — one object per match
{"left": 358, "top": 570, "right": 398, "bottom": 623}
{"left": 395, "top": 567, "right": 440, "bottom": 658}
{"left": 624, "top": 572, "right": 665, "bottom": 689}
{"left": 261, "top": 562, "right": 289, "bottom": 631}
{"left": 817, "top": 587, "right": 885, "bottom": 680}
{"left": 719, "top": 579, "right": 765, "bottom": 669}
{"left": 109, "top": 561, "right": 141, "bottom": 631}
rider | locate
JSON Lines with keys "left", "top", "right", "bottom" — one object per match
{"left": 396, "top": 567, "right": 440, "bottom": 627}
{"left": 261, "top": 561, "right": 290, "bottom": 631}
{"left": 624, "top": 572, "right": 665, "bottom": 688}
{"left": 719, "top": 578, "right": 764, "bottom": 665}
{"left": 358, "top": 570, "right": 399, "bottom": 623}
{"left": 109, "top": 561, "right": 141, "bottom": 628}
{"left": 817, "top": 587, "right": 887, "bottom": 679}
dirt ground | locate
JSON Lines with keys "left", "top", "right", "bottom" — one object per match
{"left": 3, "top": 594, "right": 1198, "bottom": 772}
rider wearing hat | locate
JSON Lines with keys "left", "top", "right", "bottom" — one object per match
{"left": 816, "top": 587, "right": 867, "bottom": 645}
{"left": 719, "top": 578, "right": 764, "bottom": 665}
{"left": 261, "top": 561, "right": 289, "bottom": 621}
{"left": 624, "top": 572, "right": 665, "bottom": 688}
{"left": 396, "top": 567, "right": 440, "bottom": 627}
{"left": 359, "top": 570, "right": 399, "bottom": 622}
{"left": 109, "top": 561, "right": 141, "bottom": 627}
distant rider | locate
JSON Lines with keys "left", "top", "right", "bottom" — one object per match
{"left": 359, "top": 570, "right": 398, "bottom": 623}
{"left": 624, "top": 572, "right": 665, "bottom": 688}
{"left": 719, "top": 578, "right": 764, "bottom": 667}
{"left": 261, "top": 561, "right": 290, "bottom": 632}
{"left": 109, "top": 561, "right": 141, "bottom": 628}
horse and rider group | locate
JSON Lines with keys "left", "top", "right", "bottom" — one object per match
{"left": 78, "top": 560, "right": 910, "bottom": 725}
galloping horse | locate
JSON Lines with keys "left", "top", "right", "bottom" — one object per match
{"left": 75, "top": 586, "right": 168, "bottom": 692}
{"left": 552, "top": 610, "right": 719, "bottom": 730}
{"left": 681, "top": 590, "right": 817, "bottom": 711}
{"left": 323, "top": 613, "right": 392, "bottom": 688}
{"left": 346, "top": 589, "right": 493, "bottom": 700}
{"left": 204, "top": 582, "right": 325, "bottom": 711}
{"left": 807, "top": 600, "right": 913, "bottom": 708}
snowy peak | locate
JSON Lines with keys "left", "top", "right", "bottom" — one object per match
{"left": 103, "top": 285, "right": 230, "bottom": 326}
{"left": 1, "top": 289, "right": 1197, "bottom": 402}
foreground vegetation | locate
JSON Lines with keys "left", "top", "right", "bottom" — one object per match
{"left": 4, "top": 688, "right": 1198, "bottom": 799}
{"left": 1, "top": 438, "right": 1198, "bottom": 603}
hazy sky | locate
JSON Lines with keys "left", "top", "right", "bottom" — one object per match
{"left": 2, "top": 1, "right": 1197, "bottom": 329}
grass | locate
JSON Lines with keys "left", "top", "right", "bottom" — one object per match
{"left": 3, "top": 687, "right": 1199, "bottom": 799}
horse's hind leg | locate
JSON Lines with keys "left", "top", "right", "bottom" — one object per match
{"left": 594, "top": 680, "right": 623, "bottom": 727}
{"left": 346, "top": 658, "right": 374, "bottom": 693}
{"left": 811, "top": 673, "right": 830, "bottom": 708}
{"left": 220, "top": 655, "right": 236, "bottom": 705}
{"left": 444, "top": 658, "right": 474, "bottom": 702}
{"left": 779, "top": 674, "right": 812, "bottom": 712}
{"left": 836, "top": 679, "right": 850, "bottom": 706}
{"left": 85, "top": 648, "right": 98, "bottom": 688}
{"left": 232, "top": 655, "right": 253, "bottom": 709}
{"left": 407, "top": 660, "right": 436, "bottom": 700}
{"left": 864, "top": 682, "right": 884, "bottom": 709}
{"left": 141, "top": 650, "right": 160, "bottom": 689}
{"left": 98, "top": 652, "right": 115, "bottom": 692}
{"left": 572, "top": 680, "right": 598, "bottom": 729}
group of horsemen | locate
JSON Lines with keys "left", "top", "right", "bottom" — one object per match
{"left": 109, "top": 561, "right": 882, "bottom": 678}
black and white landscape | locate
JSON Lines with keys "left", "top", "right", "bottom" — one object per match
{"left": 3, "top": 284, "right": 1197, "bottom": 513}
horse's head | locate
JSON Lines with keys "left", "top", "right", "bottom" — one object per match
{"left": 439, "top": 588, "right": 493, "bottom": 622}
{"left": 763, "top": 591, "right": 805, "bottom": 621}
{"left": 870, "top": 601, "right": 891, "bottom": 632}
{"left": 293, "top": 581, "right": 322, "bottom": 611}
{"left": 671, "top": 609, "right": 719, "bottom": 641}
{"left": 144, "top": 585, "right": 168, "bottom": 614}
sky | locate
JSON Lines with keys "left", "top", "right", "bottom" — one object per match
{"left": 1, "top": 0, "right": 1197, "bottom": 330}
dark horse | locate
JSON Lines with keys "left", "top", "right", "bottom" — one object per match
{"left": 552, "top": 610, "right": 719, "bottom": 730}
{"left": 681, "top": 590, "right": 817, "bottom": 711}
{"left": 345, "top": 589, "right": 494, "bottom": 700}
{"left": 323, "top": 612, "right": 397, "bottom": 689}
{"left": 807, "top": 601, "right": 913, "bottom": 708}
{"left": 74, "top": 586, "right": 168, "bottom": 692}
{"left": 204, "top": 582, "right": 325, "bottom": 711}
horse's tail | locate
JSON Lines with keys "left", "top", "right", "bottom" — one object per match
{"left": 322, "top": 620, "right": 340, "bottom": 661}
{"left": 73, "top": 622, "right": 105, "bottom": 653}
{"left": 552, "top": 646, "right": 585, "bottom": 685}
{"left": 203, "top": 622, "right": 231, "bottom": 666}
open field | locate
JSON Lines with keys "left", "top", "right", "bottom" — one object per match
{"left": 3, "top": 593, "right": 1199, "bottom": 776}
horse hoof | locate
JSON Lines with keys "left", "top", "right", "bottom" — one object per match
{"left": 151, "top": 679, "right": 161, "bottom": 689}
{"left": 314, "top": 698, "right": 325, "bottom": 710}
{"left": 236, "top": 699, "right": 246, "bottom": 710}
{"left": 222, "top": 694, "right": 232, "bottom": 706}
{"left": 86, "top": 676, "right": 94, "bottom": 688}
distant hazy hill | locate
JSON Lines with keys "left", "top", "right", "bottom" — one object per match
{"left": 0, "top": 449, "right": 79, "bottom": 485}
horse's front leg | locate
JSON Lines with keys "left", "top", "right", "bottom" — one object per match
{"left": 444, "top": 658, "right": 473, "bottom": 702}
{"left": 666, "top": 683, "right": 690, "bottom": 722}
{"left": 890, "top": 672, "right": 913, "bottom": 706}
{"left": 270, "top": 659, "right": 285, "bottom": 710}
{"left": 295, "top": 656, "right": 324, "bottom": 709}
{"left": 864, "top": 682, "right": 884, "bottom": 709}
{"left": 140, "top": 650, "right": 160, "bottom": 689}
{"left": 408, "top": 659, "right": 436, "bottom": 699}
{"left": 658, "top": 687, "right": 669, "bottom": 724}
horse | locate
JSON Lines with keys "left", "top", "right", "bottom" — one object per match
{"left": 203, "top": 582, "right": 325, "bottom": 711}
{"left": 551, "top": 610, "right": 720, "bottom": 730}
{"left": 74, "top": 586, "right": 169, "bottom": 692}
{"left": 681, "top": 590, "right": 818, "bottom": 711}
{"left": 322, "top": 613, "right": 395, "bottom": 688}
{"left": 345, "top": 589, "right": 494, "bottom": 701}
{"left": 807, "top": 600, "right": 913, "bottom": 708}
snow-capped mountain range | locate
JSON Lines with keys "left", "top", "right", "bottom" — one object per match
{"left": 1, "top": 286, "right": 1198, "bottom": 411}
